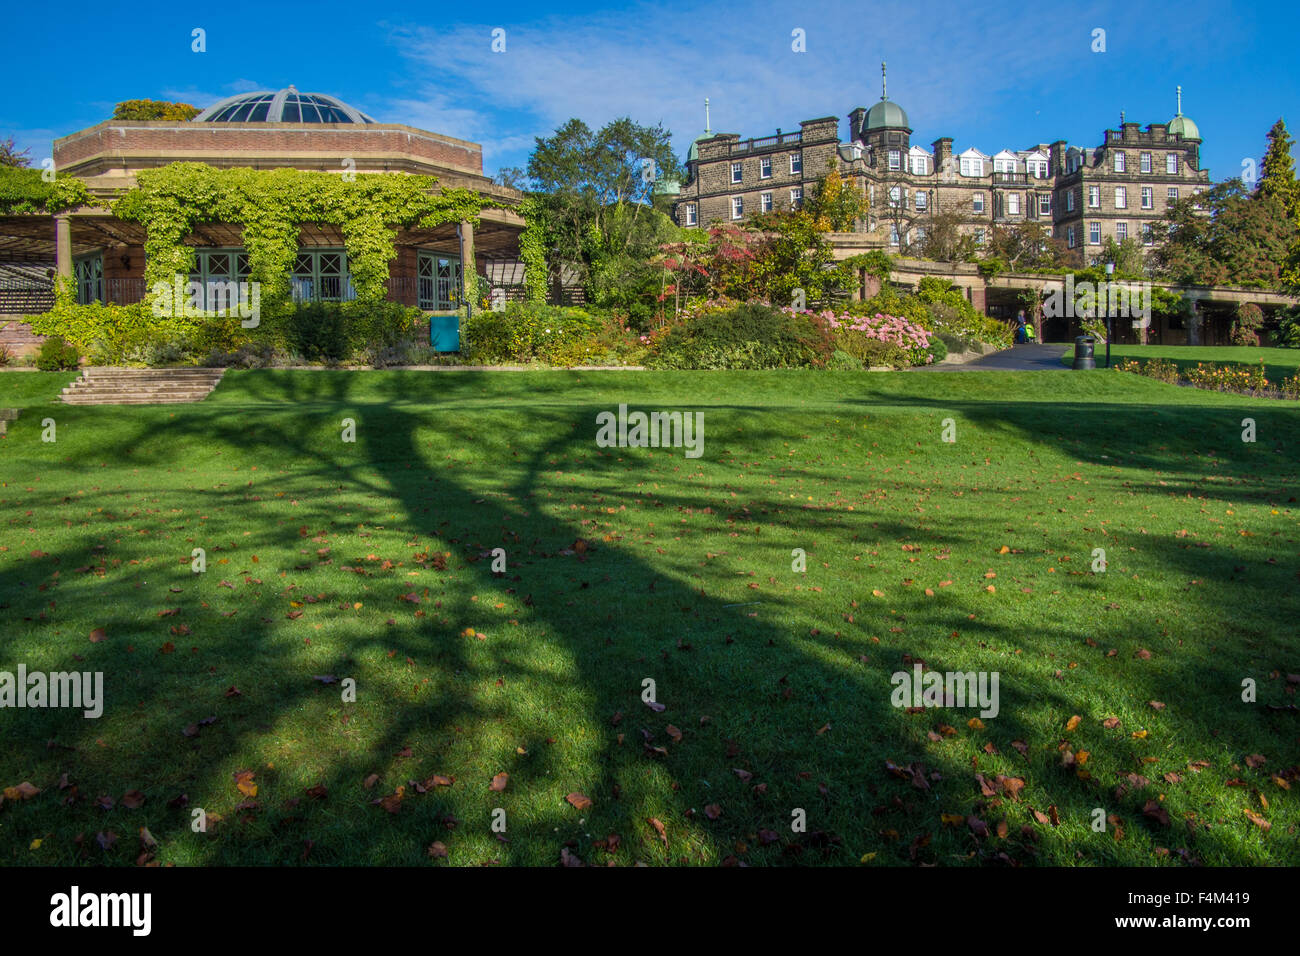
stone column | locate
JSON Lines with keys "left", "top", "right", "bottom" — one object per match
{"left": 457, "top": 220, "right": 475, "bottom": 310}
{"left": 55, "top": 214, "right": 73, "bottom": 288}
{"left": 1188, "top": 298, "right": 1202, "bottom": 346}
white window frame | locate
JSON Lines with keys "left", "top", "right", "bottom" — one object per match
{"left": 973, "top": 192, "right": 985, "bottom": 213}
{"left": 1116, "top": 221, "right": 1127, "bottom": 241}
{"left": 731, "top": 196, "right": 744, "bottom": 220}
{"left": 914, "top": 190, "right": 928, "bottom": 211}
{"left": 1007, "top": 192, "right": 1021, "bottom": 215}
{"left": 1113, "top": 151, "right": 1126, "bottom": 173}
{"left": 730, "top": 162, "right": 743, "bottom": 184}
{"left": 888, "top": 185, "right": 901, "bottom": 207}
{"left": 1167, "top": 186, "right": 1179, "bottom": 202}
{"left": 888, "top": 149, "right": 901, "bottom": 170}
{"left": 760, "top": 156, "right": 772, "bottom": 179}
{"left": 684, "top": 203, "right": 697, "bottom": 226}
{"left": 760, "top": 191, "right": 773, "bottom": 213}
{"left": 1140, "top": 152, "right": 1152, "bottom": 173}
{"left": 1115, "top": 186, "right": 1127, "bottom": 209}
{"left": 789, "top": 187, "right": 803, "bottom": 209}
{"left": 789, "top": 153, "right": 802, "bottom": 175}
{"left": 974, "top": 227, "right": 986, "bottom": 246}
{"left": 1088, "top": 222, "right": 1101, "bottom": 245}
{"left": 1088, "top": 185, "right": 1100, "bottom": 208}
{"left": 1067, "top": 225, "right": 1076, "bottom": 248}
{"left": 1141, "top": 187, "right": 1153, "bottom": 209}
{"left": 1142, "top": 223, "right": 1154, "bottom": 245}
{"left": 889, "top": 224, "right": 900, "bottom": 246}
{"left": 1166, "top": 153, "right": 1178, "bottom": 174}
{"left": 1038, "top": 193, "right": 1051, "bottom": 215}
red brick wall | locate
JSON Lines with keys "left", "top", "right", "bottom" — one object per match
{"left": 55, "top": 122, "right": 484, "bottom": 176}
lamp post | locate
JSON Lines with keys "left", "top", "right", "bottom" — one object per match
{"left": 1104, "top": 260, "right": 1114, "bottom": 368}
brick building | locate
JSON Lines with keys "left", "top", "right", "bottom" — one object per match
{"left": 0, "top": 86, "right": 525, "bottom": 313}
{"left": 672, "top": 69, "right": 1210, "bottom": 262}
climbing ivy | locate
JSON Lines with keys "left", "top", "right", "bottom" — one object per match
{"left": 518, "top": 195, "right": 548, "bottom": 304}
{"left": 0, "top": 167, "right": 91, "bottom": 215}
{"left": 112, "top": 164, "right": 495, "bottom": 305}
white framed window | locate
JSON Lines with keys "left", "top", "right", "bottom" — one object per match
{"left": 994, "top": 157, "right": 1015, "bottom": 173}
{"left": 1088, "top": 185, "right": 1100, "bottom": 207}
{"left": 731, "top": 162, "right": 743, "bottom": 184}
{"left": 1115, "top": 186, "right": 1127, "bottom": 209}
{"left": 961, "top": 157, "right": 983, "bottom": 177}
{"left": 888, "top": 149, "right": 901, "bottom": 170}
{"left": 911, "top": 156, "right": 928, "bottom": 175}
{"left": 1007, "top": 192, "right": 1021, "bottom": 215}
{"left": 1088, "top": 222, "right": 1101, "bottom": 245}
{"left": 1113, "top": 151, "right": 1126, "bottom": 173}
{"left": 1116, "top": 221, "right": 1128, "bottom": 241}
{"left": 1066, "top": 190, "right": 1075, "bottom": 212}
{"left": 1142, "top": 223, "right": 1154, "bottom": 245}
{"left": 789, "top": 153, "right": 802, "bottom": 174}
{"left": 1140, "top": 152, "right": 1152, "bottom": 173}
{"left": 1067, "top": 225, "right": 1076, "bottom": 248}
{"left": 761, "top": 191, "right": 773, "bottom": 213}
{"left": 914, "top": 225, "right": 926, "bottom": 242}
{"left": 1141, "top": 187, "right": 1153, "bottom": 209}
{"left": 1167, "top": 186, "right": 1179, "bottom": 202}
{"left": 789, "top": 187, "right": 803, "bottom": 208}
{"left": 889, "top": 224, "right": 900, "bottom": 246}
{"left": 1166, "top": 153, "right": 1178, "bottom": 174}
{"left": 1038, "top": 194, "right": 1051, "bottom": 215}
{"left": 915, "top": 190, "right": 928, "bottom": 211}
{"left": 731, "top": 196, "right": 744, "bottom": 219}
{"left": 974, "top": 227, "right": 986, "bottom": 246}
{"left": 973, "top": 192, "right": 985, "bottom": 213}
{"left": 888, "top": 185, "right": 901, "bottom": 207}
{"left": 760, "top": 156, "right": 772, "bottom": 179}
{"left": 685, "top": 203, "right": 697, "bottom": 226}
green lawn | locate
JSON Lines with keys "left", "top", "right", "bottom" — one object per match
{"left": 1056, "top": 344, "right": 1300, "bottom": 380}
{"left": 1, "top": 369, "right": 1297, "bottom": 866}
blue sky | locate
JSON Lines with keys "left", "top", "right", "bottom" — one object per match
{"left": 3, "top": 0, "right": 1297, "bottom": 183}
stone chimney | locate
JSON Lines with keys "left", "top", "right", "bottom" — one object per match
{"left": 932, "top": 137, "right": 953, "bottom": 174}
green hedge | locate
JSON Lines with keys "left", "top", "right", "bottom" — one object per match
{"left": 647, "top": 303, "right": 834, "bottom": 370}
{"left": 29, "top": 298, "right": 420, "bottom": 366}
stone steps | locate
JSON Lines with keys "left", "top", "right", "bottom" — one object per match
{"left": 61, "top": 368, "right": 225, "bottom": 405}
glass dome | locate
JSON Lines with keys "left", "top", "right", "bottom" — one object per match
{"left": 194, "top": 88, "right": 375, "bottom": 124}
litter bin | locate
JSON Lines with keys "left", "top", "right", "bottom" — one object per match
{"left": 1072, "top": 335, "right": 1096, "bottom": 370}
{"left": 428, "top": 312, "right": 460, "bottom": 353}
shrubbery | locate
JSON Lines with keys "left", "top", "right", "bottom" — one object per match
{"left": 646, "top": 303, "right": 833, "bottom": 370}
{"left": 36, "top": 335, "right": 81, "bottom": 370}
{"left": 30, "top": 298, "right": 421, "bottom": 367}
{"left": 462, "top": 303, "right": 640, "bottom": 366}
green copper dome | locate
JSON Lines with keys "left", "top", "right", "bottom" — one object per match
{"left": 1168, "top": 114, "right": 1200, "bottom": 140}
{"left": 864, "top": 98, "right": 909, "bottom": 131}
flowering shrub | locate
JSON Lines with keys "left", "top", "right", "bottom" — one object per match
{"left": 1184, "top": 360, "right": 1270, "bottom": 393}
{"left": 1114, "top": 356, "right": 1179, "bottom": 384}
{"left": 798, "top": 309, "right": 933, "bottom": 367}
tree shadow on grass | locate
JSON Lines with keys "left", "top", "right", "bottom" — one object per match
{"left": 0, "top": 371, "right": 1294, "bottom": 865}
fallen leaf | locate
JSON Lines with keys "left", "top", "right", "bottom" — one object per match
{"left": 489, "top": 772, "right": 509, "bottom": 792}
{"left": 566, "top": 792, "right": 592, "bottom": 810}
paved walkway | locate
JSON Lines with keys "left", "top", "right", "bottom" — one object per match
{"left": 916, "top": 343, "right": 1070, "bottom": 372}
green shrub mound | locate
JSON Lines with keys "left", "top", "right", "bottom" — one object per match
{"left": 35, "top": 335, "right": 80, "bottom": 371}
{"left": 646, "top": 303, "right": 834, "bottom": 370}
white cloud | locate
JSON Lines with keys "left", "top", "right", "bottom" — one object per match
{"left": 383, "top": 0, "right": 1075, "bottom": 166}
